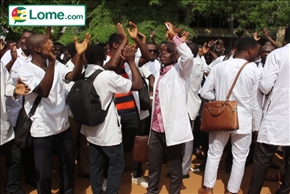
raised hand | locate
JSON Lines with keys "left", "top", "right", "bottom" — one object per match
{"left": 150, "top": 31, "right": 156, "bottom": 39}
{"left": 200, "top": 42, "right": 209, "bottom": 56}
{"left": 10, "top": 45, "right": 18, "bottom": 61}
{"left": 117, "top": 23, "right": 127, "bottom": 41}
{"left": 120, "top": 44, "right": 136, "bottom": 63}
{"left": 127, "top": 21, "right": 138, "bottom": 40}
{"left": 0, "top": 39, "right": 5, "bottom": 51}
{"left": 15, "top": 78, "right": 30, "bottom": 95}
{"left": 46, "top": 26, "right": 52, "bottom": 39}
{"left": 74, "top": 33, "right": 90, "bottom": 55}
{"left": 264, "top": 28, "right": 270, "bottom": 38}
{"left": 165, "top": 22, "right": 177, "bottom": 40}
{"left": 43, "top": 39, "right": 56, "bottom": 61}
{"left": 253, "top": 32, "right": 260, "bottom": 41}
{"left": 138, "top": 31, "right": 147, "bottom": 44}
{"left": 180, "top": 31, "right": 190, "bottom": 42}
{"left": 130, "top": 42, "right": 138, "bottom": 52}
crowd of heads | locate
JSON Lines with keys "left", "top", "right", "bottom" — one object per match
{"left": 2, "top": 26, "right": 289, "bottom": 67}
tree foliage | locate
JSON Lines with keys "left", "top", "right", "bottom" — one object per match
{"left": 1, "top": 0, "right": 290, "bottom": 45}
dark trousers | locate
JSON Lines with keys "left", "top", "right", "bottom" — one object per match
{"left": 248, "top": 143, "right": 290, "bottom": 194}
{"left": 120, "top": 112, "right": 143, "bottom": 178}
{"left": 147, "top": 130, "right": 183, "bottom": 194}
{"left": 33, "top": 128, "right": 75, "bottom": 194}
{"left": 193, "top": 115, "right": 202, "bottom": 150}
{"left": 0, "top": 139, "right": 22, "bottom": 193}
{"left": 89, "top": 143, "right": 125, "bottom": 194}
{"left": 22, "top": 143, "right": 36, "bottom": 182}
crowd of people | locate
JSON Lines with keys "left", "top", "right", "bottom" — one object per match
{"left": 0, "top": 21, "right": 289, "bottom": 194}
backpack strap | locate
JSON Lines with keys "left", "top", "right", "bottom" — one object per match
{"left": 105, "top": 96, "right": 114, "bottom": 112}
{"left": 84, "top": 69, "right": 103, "bottom": 80}
{"left": 86, "top": 69, "right": 113, "bottom": 111}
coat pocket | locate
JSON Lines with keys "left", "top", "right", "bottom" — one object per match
{"left": 170, "top": 118, "right": 192, "bottom": 143}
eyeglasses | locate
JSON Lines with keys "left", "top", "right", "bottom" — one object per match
{"left": 149, "top": 49, "right": 158, "bottom": 54}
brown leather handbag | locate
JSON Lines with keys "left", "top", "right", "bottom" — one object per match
{"left": 132, "top": 136, "right": 149, "bottom": 162}
{"left": 200, "top": 62, "right": 249, "bottom": 132}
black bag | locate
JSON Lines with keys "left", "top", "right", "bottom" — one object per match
{"left": 68, "top": 69, "right": 112, "bottom": 126}
{"left": 139, "top": 77, "right": 150, "bottom": 111}
{"left": 15, "top": 96, "right": 41, "bottom": 149}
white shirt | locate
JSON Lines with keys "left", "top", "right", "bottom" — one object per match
{"left": 81, "top": 65, "right": 132, "bottom": 146}
{"left": 144, "top": 59, "right": 161, "bottom": 78}
{"left": 104, "top": 55, "right": 110, "bottom": 65}
{"left": 257, "top": 61, "right": 264, "bottom": 73}
{"left": 64, "top": 59, "right": 75, "bottom": 94}
{"left": 18, "top": 61, "right": 71, "bottom": 137}
{"left": 187, "top": 55, "right": 203, "bottom": 121}
{"left": 205, "top": 55, "right": 225, "bottom": 73}
{"left": 258, "top": 43, "right": 290, "bottom": 146}
{"left": 1, "top": 48, "right": 31, "bottom": 127}
{"left": 0, "top": 61, "right": 16, "bottom": 145}
{"left": 201, "top": 58, "right": 262, "bottom": 134}
{"left": 201, "top": 55, "right": 208, "bottom": 73}
{"left": 123, "top": 57, "right": 143, "bottom": 116}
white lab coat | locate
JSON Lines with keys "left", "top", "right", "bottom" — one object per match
{"left": 1, "top": 48, "right": 31, "bottom": 127}
{"left": 150, "top": 43, "right": 194, "bottom": 146}
{"left": 258, "top": 43, "right": 290, "bottom": 146}
{"left": 0, "top": 61, "right": 16, "bottom": 145}
{"left": 201, "top": 58, "right": 262, "bottom": 134}
{"left": 187, "top": 55, "right": 203, "bottom": 121}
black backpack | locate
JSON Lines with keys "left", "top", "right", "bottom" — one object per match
{"left": 68, "top": 69, "right": 111, "bottom": 126}
{"left": 138, "top": 77, "right": 150, "bottom": 111}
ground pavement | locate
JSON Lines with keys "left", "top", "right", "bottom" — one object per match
{"left": 0, "top": 151, "right": 283, "bottom": 194}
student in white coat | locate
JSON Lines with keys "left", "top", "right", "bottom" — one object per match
{"left": 248, "top": 26, "right": 290, "bottom": 194}
{"left": 199, "top": 37, "right": 262, "bottom": 194}
{"left": 0, "top": 61, "right": 30, "bottom": 194}
{"left": 182, "top": 42, "right": 203, "bottom": 177}
{"left": 147, "top": 22, "right": 194, "bottom": 194}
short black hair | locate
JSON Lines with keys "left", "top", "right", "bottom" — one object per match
{"left": 159, "top": 41, "right": 168, "bottom": 46}
{"left": 4, "top": 39, "right": 16, "bottom": 50}
{"left": 236, "top": 37, "right": 258, "bottom": 52}
{"left": 186, "top": 42, "right": 199, "bottom": 56}
{"left": 284, "top": 26, "right": 290, "bottom": 43}
{"left": 163, "top": 42, "right": 175, "bottom": 53}
{"left": 22, "top": 30, "right": 35, "bottom": 35}
{"left": 146, "top": 42, "right": 158, "bottom": 47}
{"left": 66, "top": 42, "right": 76, "bottom": 58}
{"left": 85, "top": 44, "right": 105, "bottom": 64}
{"left": 233, "top": 38, "right": 239, "bottom": 48}
{"left": 108, "top": 33, "right": 121, "bottom": 49}
{"left": 53, "top": 42, "right": 63, "bottom": 47}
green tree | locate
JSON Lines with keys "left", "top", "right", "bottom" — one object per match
{"left": 1, "top": 0, "right": 290, "bottom": 44}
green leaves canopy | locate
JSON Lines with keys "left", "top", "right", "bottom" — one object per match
{"left": 1, "top": 0, "right": 289, "bottom": 45}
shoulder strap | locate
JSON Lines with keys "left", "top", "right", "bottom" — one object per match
{"left": 86, "top": 69, "right": 103, "bottom": 80}
{"left": 105, "top": 96, "right": 114, "bottom": 112}
{"left": 28, "top": 95, "right": 42, "bottom": 117}
{"left": 226, "top": 61, "right": 249, "bottom": 100}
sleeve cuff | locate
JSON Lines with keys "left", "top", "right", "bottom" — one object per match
{"left": 172, "top": 35, "right": 183, "bottom": 47}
